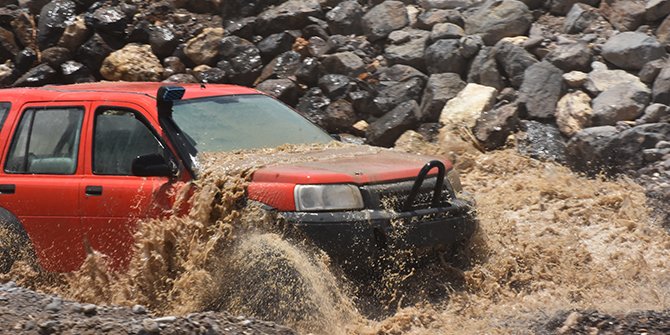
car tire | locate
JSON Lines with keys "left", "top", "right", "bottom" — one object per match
{"left": 0, "top": 209, "right": 35, "bottom": 274}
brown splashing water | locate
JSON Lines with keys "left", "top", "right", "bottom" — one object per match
{"left": 3, "top": 139, "right": 670, "bottom": 334}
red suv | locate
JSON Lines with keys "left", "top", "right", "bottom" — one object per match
{"left": 0, "top": 83, "right": 476, "bottom": 273}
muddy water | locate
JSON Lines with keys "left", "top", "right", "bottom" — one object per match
{"left": 4, "top": 139, "right": 670, "bottom": 334}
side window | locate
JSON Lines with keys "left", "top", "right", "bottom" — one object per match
{"left": 5, "top": 107, "right": 84, "bottom": 175}
{"left": 0, "top": 102, "right": 9, "bottom": 131}
{"left": 93, "top": 108, "right": 168, "bottom": 175}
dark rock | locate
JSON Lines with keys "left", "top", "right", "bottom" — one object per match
{"left": 11, "top": 11, "right": 36, "bottom": 49}
{"left": 605, "top": 123, "right": 670, "bottom": 172}
{"left": 415, "top": 9, "right": 463, "bottom": 30}
{"left": 638, "top": 58, "right": 666, "bottom": 84}
{"left": 220, "top": 0, "right": 284, "bottom": 18}
{"left": 126, "top": 20, "right": 151, "bottom": 44}
{"left": 424, "top": 39, "right": 467, "bottom": 75}
{"left": 652, "top": 67, "right": 670, "bottom": 105}
{"left": 255, "top": 0, "right": 322, "bottom": 36}
{"left": 566, "top": 125, "right": 619, "bottom": 173}
{"left": 371, "top": 77, "right": 425, "bottom": 116}
{"left": 163, "top": 73, "right": 198, "bottom": 83}
{"left": 328, "top": 35, "right": 375, "bottom": 57}
{"left": 459, "top": 35, "right": 484, "bottom": 59}
{"left": 326, "top": 0, "right": 364, "bottom": 36}
{"left": 468, "top": 46, "right": 505, "bottom": 90}
{"left": 20, "top": 0, "right": 50, "bottom": 15}
{"left": 367, "top": 100, "right": 420, "bottom": 147}
{"left": 417, "top": 0, "right": 476, "bottom": 9}
{"left": 322, "top": 51, "right": 365, "bottom": 77}
{"left": 75, "top": 33, "right": 114, "bottom": 77}
{"left": 548, "top": 0, "right": 599, "bottom": 15}
{"left": 418, "top": 73, "right": 465, "bottom": 122}
{"left": 318, "top": 74, "right": 353, "bottom": 100}
{"left": 257, "top": 32, "right": 296, "bottom": 61}
{"left": 193, "top": 65, "right": 227, "bottom": 84}
{"left": 545, "top": 42, "right": 592, "bottom": 72}
{"left": 519, "top": 61, "right": 565, "bottom": 119}
{"left": 378, "top": 64, "right": 428, "bottom": 83}
{"left": 40, "top": 46, "right": 71, "bottom": 68}
{"left": 60, "top": 60, "right": 94, "bottom": 83}
{"left": 15, "top": 48, "right": 37, "bottom": 73}
{"left": 600, "top": 0, "right": 646, "bottom": 31}
{"left": 37, "top": 0, "right": 76, "bottom": 50}
{"left": 385, "top": 28, "right": 430, "bottom": 70}
{"left": 494, "top": 39, "right": 538, "bottom": 88}
{"left": 224, "top": 17, "right": 256, "bottom": 40}
{"left": 87, "top": 6, "right": 128, "bottom": 36}
{"left": 601, "top": 32, "right": 666, "bottom": 71}
{"left": 303, "top": 23, "right": 329, "bottom": 41}
{"left": 362, "top": 1, "right": 409, "bottom": 42}
{"left": 219, "top": 36, "right": 263, "bottom": 86}
{"left": 12, "top": 63, "right": 57, "bottom": 87}
{"left": 149, "top": 25, "right": 178, "bottom": 59}
{"left": 257, "top": 50, "right": 302, "bottom": 83}
{"left": 592, "top": 83, "right": 651, "bottom": 125}
{"left": 563, "top": 3, "right": 601, "bottom": 34}
{"left": 295, "top": 57, "right": 324, "bottom": 87}
{"left": 296, "top": 87, "right": 331, "bottom": 128}
{"left": 474, "top": 103, "right": 520, "bottom": 150}
{"left": 255, "top": 79, "right": 300, "bottom": 106}
{"left": 516, "top": 120, "right": 567, "bottom": 162}
{"left": 306, "top": 37, "right": 331, "bottom": 58}
{"left": 322, "top": 99, "right": 358, "bottom": 133}
{"left": 645, "top": 0, "right": 670, "bottom": 21}
{"left": 349, "top": 90, "right": 373, "bottom": 116}
{"left": 162, "top": 56, "right": 185, "bottom": 78}
{"left": 430, "top": 23, "right": 465, "bottom": 42}
{"left": 637, "top": 103, "right": 670, "bottom": 124}
{"left": 175, "top": 0, "right": 221, "bottom": 14}
{"left": 464, "top": 0, "right": 532, "bottom": 46}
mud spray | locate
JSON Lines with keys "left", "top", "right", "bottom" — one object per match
{"left": 3, "top": 138, "right": 670, "bottom": 334}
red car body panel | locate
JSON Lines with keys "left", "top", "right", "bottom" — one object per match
{"left": 0, "top": 83, "right": 454, "bottom": 272}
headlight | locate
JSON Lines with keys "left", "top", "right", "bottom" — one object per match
{"left": 294, "top": 184, "right": 364, "bottom": 211}
{"left": 446, "top": 169, "right": 463, "bottom": 193}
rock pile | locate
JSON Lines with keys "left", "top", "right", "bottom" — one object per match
{"left": 0, "top": 0, "right": 667, "bottom": 221}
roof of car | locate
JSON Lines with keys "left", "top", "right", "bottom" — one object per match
{"left": 1, "top": 82, "right": 260, "bottom": 100}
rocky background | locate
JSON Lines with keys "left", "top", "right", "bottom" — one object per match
{"left": 0, "top": 0, "right": 668, "bottom": 225}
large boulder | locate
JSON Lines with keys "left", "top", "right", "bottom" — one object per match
{"left": 645, "top": 0, "right": 670, "bottom": 21}
{"left": 367, "top": 100, "right": 420, "bottom": 147}
{"left": 370, "top": 77, "right": 425, "bottom": 116}
{"left": 599, "top": 0, "right": 645, "bottom": 31}
{"left": 548, "top": 0, "right": 599, "bottom": 15}
{"left": 556, "top": 91, "right": 593, "bottom": 137}
{"left": 605, "top": 123, "right": 670, "bottom": 172}
{"left": 255, "top": 0, "right": 322, "bottom": 36}
{"left": 184, "top": 28, "right": 224, "bottom": 66}
{"left": 518, "top": 61, "right": 565, "bottom": 119}
{"left": 418, "top": 73, "right": 465, "bottom": 122}
{"left": 566, "top": 126, "right": 619, "bottom": 173}
{"left": 563, "top": 3, "right": 601, "bottom": 34}
{"left": 592, "top": 82, "right": 650, "bottom": 126}
{"left": 424, "top": 39, "right": 467, "bottom": 75}
{"left": 545, "top": 42, "right": 592, "bottom": 72}
{"left": 362, "top": 1, "right": 409, "bottom": 42}
{"left": 468, "top": 46, "right": 505, "bottom": 90}
{"left": 75, "top": 33, "right": 114, "bottom": 76}
{"left": 440, "top": 83, "right": 498, "bottom": 131}
{"left": 473, "top": 103, "right": 520, "bottom": 150}
{"left": 37, "top": 0, "right": 76, "bottom": 50}
{"left": 585, "top": 61, "right": 646, "bottom": 95}
{"left": 385, "top": 28, "right": 430, "bottom": 70}
{"left": 322, "top": 51, "right": 366, "bottom": 77}
{"left": 255, "top": 79, "right": 300, "bottom": 106}
{"left": 12, "top": 63, "right": 57, "bottom": 87}
{"left": 325, "top": 0, "right": 364, "bottom": 36}
{"left": 494, "top": 38, "right": 538, "bottom": 88}
{"left": 100, "top": 43, "right": 163, "bottom": 82}
{"left": 652, "top": 67, "right": 670, "bottom": 105}
{"left": 218, "top": 36, "right": 263, "bottom": 86}
{"left": 601, "top": 32, "right": 666, "bottom": 71}
{"left": 464, "top": 0, "right": 532, "bottom": 46}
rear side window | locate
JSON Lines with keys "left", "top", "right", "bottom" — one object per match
{"left": 93, "top": 108, "right": 168, "bottom": 175}
{"left": 5, "top": 107, "right": 84, "bottom": 175}
{"left": 0, "top": 102, "right": 9, "bottom": 131}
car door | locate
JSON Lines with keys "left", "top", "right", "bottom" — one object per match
{"left": 0, "top": 102, "right": 88, "bottom": 272}
{"left": 80, "top": 102, "right": 177, "bottom": 269}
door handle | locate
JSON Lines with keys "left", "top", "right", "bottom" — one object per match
{"left": 0, "top": 184, "right": 15, "bottom": 194}
{"left": 85, "top": 186, "right": 103, "bottom": 196}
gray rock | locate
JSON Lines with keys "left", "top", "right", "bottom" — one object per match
{"left": 12, "top": 63, "right": 56, "bottom": 87}
{"left": 88, "top": 6, "right": 127, "bottom": 36}
{"left": 424, "top": 39, "right": 467, "bottom": 75}
{"left": 362, "top": 1, "right": 409, "bottom": 42}
{"left": 517, "top": 120, "right": 567, "bottom": 162}
{"left": 82, "top": 303, "right": 97, "bottom": 316}
{"left": 37, "top": 0, "right": 76, "bottom": 50}
{"left": 652, "top": 66, "right": 670, "bottom": 105}
{"left": 519, "top": 61, "right": 565, "bottom": 119}
{"left": 325, "top": 0, "right": 364, "bottom": 36}
{"left": 637, "top": 103, "right": 670, "bottom": 124}
{"left": 142, "top": 318, "right": 160, "bottom": 334}
{"left": 415, "top": 9, "right": 463, "bottom": 30}
{"left": 563, "top": 3, "right": 601, "bottom": 34}
{"left": 371, "top": 77, "right": 425, "bottom": 116}
{"left": 149, "top": 25, "right": 178, "bottom": 59}
{"left": 638, "top": 58, "right": 667, "bottom": 84}
{"left": 58, "top": 61, "right": 93, "bottom": 84}
{"left": 605, "top": 123, "right": 670, "bottom": 172}
{"left": 255, "top": 0, "right": 322, "bottom": 36}
{"left": 257, "top": 32, "right": 296, "bottom": 61}
{"left": 657, "top": 15, "right": 670, "bottom": 46}
{"left": 385, "top": 28, "right": 430, "bottom": 70}
{"left": 257, "top": 50, "right": 303, "bottom": 83}
{"left": 464, "top": 0, "right": 532, "bottom": 46}
{"left": 367, "top": 100, "right": 420, "bottom": 147}
{"left": 592, "top": 83, "right": 651, "bottom": 125}
{"left": 601, "top": 32, "right": 666, "bottom": 71}
{"left": 296, "top": 57, "right": 324, "bottom": 87}
{"left": 563, "top": 71, "right": 588, "bottom": 88}
{"left": 418, "top": 73, "right": 466, "bottom": 122}
{"left": 45, "top": 297, "right": 62, "bottom": 312}
{"left": 459, "top": 35, "right": 484, "bottom": 58}
{"left": 585, "top": 62, "right": 646, "bottom": 95}
{"left": 256, "top": 79, "right": 300, "bottom": 106}
{"left": 494, "top": 39, "right": 538, "bottom": 88}
{"left": 566, "top": 125, "right": 619, "bottom": 173}
{"left": 219, "top": 36, "right": 263, "bottom": 86}
{"left": 474, "top": 103, "right": 520, "bottom": 150}
{"left": 548, "top": 0, "right": 599, "bottom": 15}
{"left": 645, "top": 0, "right": 670, "bottom": 22}
{"left": 600, "top": 0, "right": 646, "bottom": 31}
{"left": 418, "top": 0, "right": 476, "bottom": 9}
{"left": 321, "top": 99, "right": 358, "bottom": 133}
{"left": 318, "top": 74, "right": 353, "bottom": 100}
{"left": 296, "top": 88, "right": 331, "bottom": 127}
{"left": 163, "top": 73, "right": 198, "bottom": 83}
{"left": 378, "top": 64, "right": 428, "bottom": 83}
{"left": 545, "top": 42, "right": 592, "bottom": 72}
{"left": 468, "top": 46, "right": 505, "bottom": 90}
{"left": 430, "top": 23, "right": 465, "bottom": 42}
{"left": 322, "top": 51, "right": 365, "bottom": 77}
{"left": 132, "top": 305, "right": 147, "bottom": 314}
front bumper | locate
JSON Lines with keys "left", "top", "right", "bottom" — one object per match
{"left": 279, "top": 198, "right": 477, "bottom": 262}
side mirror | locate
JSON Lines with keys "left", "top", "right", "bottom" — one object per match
{"left": 131, "top": 154, "right": 176, "bottom": 178}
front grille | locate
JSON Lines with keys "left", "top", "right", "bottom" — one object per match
{"left": 360, "top": 177, "right": 455, "bottom": 212}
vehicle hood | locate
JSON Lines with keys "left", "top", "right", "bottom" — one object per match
{"left": 251, "top": 149, "right": 452, "bottom": 185}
